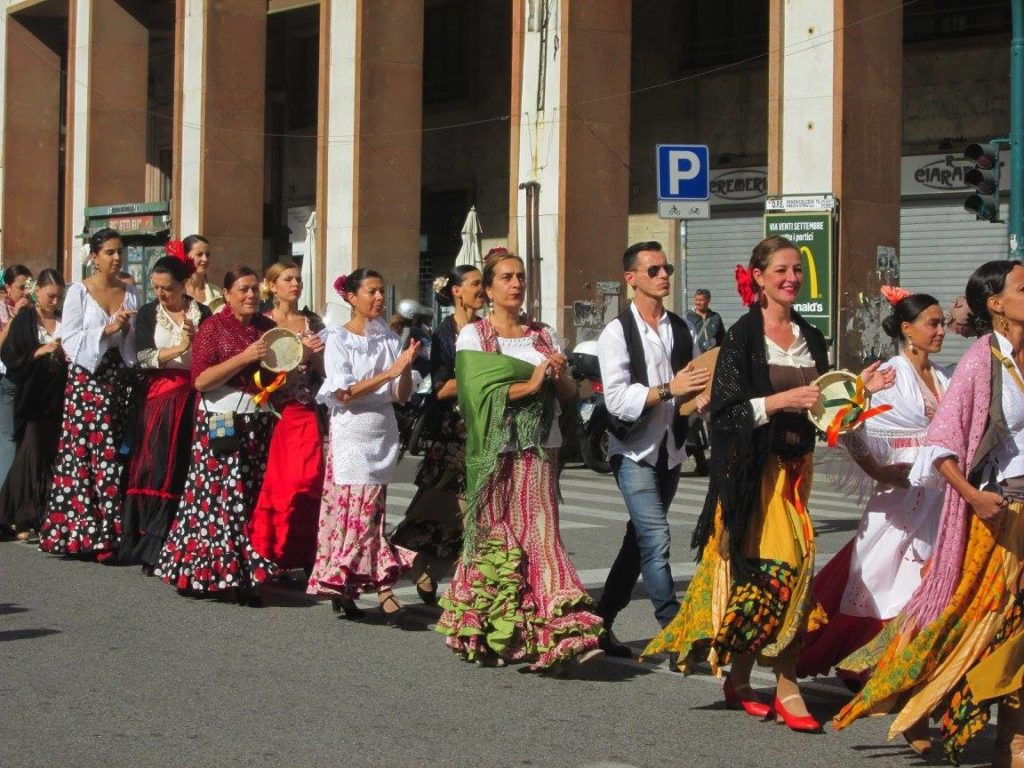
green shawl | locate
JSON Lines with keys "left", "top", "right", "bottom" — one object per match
{"left": 455, "top": 349, "right": 555, "bottom": 561}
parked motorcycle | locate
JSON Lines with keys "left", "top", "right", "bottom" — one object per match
{"left": 570, "top": 340, "right": 612, "bottom": 474}
{"left": 570, "top": 339, "right": 709, "bottom": 476}
{"left": 395, "top": 373, "right": 434, "bottom": 459}
{"left": 392, "top": 298, "right": 435, "bottom": 460}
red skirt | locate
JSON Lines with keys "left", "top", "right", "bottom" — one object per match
{"left": 121, "top": 370, "right": 195, "bottom": 566}
{"left": 248, "top": 401, "right": 323, "bottom": 569}
{"left": 797, "top": 538, "right": 886, "bottom": 679}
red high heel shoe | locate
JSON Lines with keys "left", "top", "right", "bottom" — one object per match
{"left": 773, "top": 694, "right": 821, "bottom": 732}
{"left": 723, "top": 676, "right": 772, "bottom": 719}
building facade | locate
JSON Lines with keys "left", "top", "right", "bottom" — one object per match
{"left": 0, "top": 0, "right": 1011, "bottom": 366}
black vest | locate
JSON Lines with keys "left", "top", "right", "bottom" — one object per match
{"left": 604, "top": 307, "right": 694, "bottom": 448}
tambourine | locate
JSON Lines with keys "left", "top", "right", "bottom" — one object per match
{"left": 261, "top": 328, "right": 303, "bottom": 373}
{"left": 807, "top": 370, "right": 891, "bottom": 446}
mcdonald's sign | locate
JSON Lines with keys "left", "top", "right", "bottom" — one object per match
{"left": 763, "top": 211, "right": 835, "bottom": 338}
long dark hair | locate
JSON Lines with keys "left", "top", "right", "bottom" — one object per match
{"left": 151, "top": 256, "right": 193, "bottom": 285}
{"left": 882, "top": 293, "right": 940, "bottom": 340}
{"left": 435, "top": 265, "right": 480, "bottom": 307}
{"left": 2, "top": 264, "right": 31, "bottom": 286}
{"left": 89, "top": 228, "right": 121, "bottom": 254}
{"left": 35, "top": 268, "right": 65, "bottom": 290}
{"left": 965, "top": 260, "right": 1019, "bottom": 332}
{"left": 341, "top": 268, "right": 383, "bottom": 299}
{"left": 183, "top": 234, "right": 209, "bottom": 255}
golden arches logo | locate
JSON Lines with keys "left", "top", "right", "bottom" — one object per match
{"left": 799, "top": 245, "right": 820, "bottom": 299}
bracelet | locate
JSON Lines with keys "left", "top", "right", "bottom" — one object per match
{"left": 657, "top": 383, "right": 672, "bottom": 402}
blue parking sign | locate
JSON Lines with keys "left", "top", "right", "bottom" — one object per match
{"left": 657, "top": 144, "right": 710, "bottom": 201}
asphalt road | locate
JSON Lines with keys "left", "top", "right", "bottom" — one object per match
{"left": 0, "top": 454, "right": 994, "bottom": 768}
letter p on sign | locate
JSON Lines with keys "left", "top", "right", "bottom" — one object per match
{"left": 657, "top": 144, "right": 710, "bottom": 201}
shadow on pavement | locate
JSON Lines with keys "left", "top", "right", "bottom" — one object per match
{"left": 0, "top": 628, "right": 61, "bottom": 642}
{"left": 0, "top": 602, "right": 29, "bottom": 616}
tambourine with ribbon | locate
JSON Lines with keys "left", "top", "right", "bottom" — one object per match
{"left": 252, "top": 369, "right": 287, "bottom": 418}
{"left": 807, "top": 370, "right": 893, "bottom": 447}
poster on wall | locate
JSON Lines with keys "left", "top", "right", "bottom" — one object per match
{"left": 763, "top": 211, "right": 834, "bottom": 338}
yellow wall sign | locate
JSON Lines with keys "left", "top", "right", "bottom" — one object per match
{"left": 763, "top": 212, "right": 834, "bottom": 337}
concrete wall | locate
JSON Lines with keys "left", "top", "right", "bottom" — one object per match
{"left": 902, "top": 35, "right": 1011, "bottom": 153}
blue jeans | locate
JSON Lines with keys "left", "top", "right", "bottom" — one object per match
{"left": 597, "top": 444, "right": 681, "bottom": 629}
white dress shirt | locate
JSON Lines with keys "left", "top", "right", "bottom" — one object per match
{"left": 60, "top": 282, "right": 138, "bottom": 373}
{"left": 597, "top": 303, "right": 687, "bottom": 469}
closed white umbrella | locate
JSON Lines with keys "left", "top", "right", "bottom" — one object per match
{"left": 300, "top": 210, "right": 317, "bottom": 311}
{"left": 454, "top": 205, "right": 482, "bottom": 268}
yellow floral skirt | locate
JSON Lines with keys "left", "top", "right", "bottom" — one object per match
{"left": 833, "top": 500, "right": 1024, "bottom": 765}
{"left": 642, "top": 454, "right": 819, "bottom": 674}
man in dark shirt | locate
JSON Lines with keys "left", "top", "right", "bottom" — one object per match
{"left": 685, "top": 289, "right": 724, "bottom": 354}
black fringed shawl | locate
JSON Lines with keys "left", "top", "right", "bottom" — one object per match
{"left": 690, "top": 304, "right": 829, "bottom": 574}
{"left": 0, "top": 309, "right": 68, "bottom": 441}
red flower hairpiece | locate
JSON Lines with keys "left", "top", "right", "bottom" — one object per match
{"left": 164, "top": 239, "right": 196, "bottom": 277}
{"left": 333, "top": 274, "right": 348, "bottom": 300}
{"left": 484, "top": 246, "right": 510, "bottom": 261}
{"left": 880, "top": 285, "right": 912, "bottom": 306}
{"left": 735, "top": 264, "right": 756, "bottom": 307}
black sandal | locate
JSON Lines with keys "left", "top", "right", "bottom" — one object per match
{"left": 379, "top": 590, "right": 406, "bottom": 626}
{"left": 331, "top": 596, "right": 366, "bottom": 620}
{"left": 415, "top": 576, "right": 437, "bottom": 606}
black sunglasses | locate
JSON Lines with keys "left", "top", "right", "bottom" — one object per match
{"left": 634, "top": 264, "right": 675, "bottom": 278}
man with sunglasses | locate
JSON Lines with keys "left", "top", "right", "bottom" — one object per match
{"left": 594, "top": 241, "right": 710, "bottom": 658}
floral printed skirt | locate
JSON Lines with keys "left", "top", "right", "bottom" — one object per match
{"left": 306, "top": 449, "right": 416, "bottom": 599}
{"left": 155, "top": 411, "right": 278, "bottom": 593}
{"left": 390, "top": 407, "right": 467, "bottom": 579}
{"left": 642, "top": 454, "right": 817, "bottom": 673}
{"left": 436, "top": 450, "right": 604, "bottom": 670}
{"left": 834, "top": 500, "right": 1024, "bottom": 765}
{"left": 39, "top": 354, "right": 135, "bottom": 555}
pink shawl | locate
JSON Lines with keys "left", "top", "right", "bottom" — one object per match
{"left": 902, "top": 334, "right": 993, "bottom": 628}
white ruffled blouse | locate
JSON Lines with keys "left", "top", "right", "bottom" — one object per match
{"left": 316, "top": 318, "right": 421, "bottom": 484}
{"left": 138, "top": 301, "right": 205, "bottom": 370}
{"left": 60, "top": 282, "right": 138, "bottom": 373}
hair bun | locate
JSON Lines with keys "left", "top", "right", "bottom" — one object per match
{"left": 433, "top": 275, "right": 453, "bottom": 307}
{"left": 881, "top": 313, "right": 900, "bottom": 339}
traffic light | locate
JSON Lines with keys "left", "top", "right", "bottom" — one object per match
{"left": 964, "top": 142, "right": 1001, "bottom": 222}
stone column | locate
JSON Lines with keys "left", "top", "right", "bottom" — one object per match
{"left": 177, "top": 0, "right": 266, "bottom": 278}
{"left": 64, "top": 0, "right": 148, "bottom": 278}
{"left": 87, "top": 0, "right": 148, "bottom": 206}
{"left": 768, "top": 0, "right": 902, "bottom": 366}
{"left": 2, "top": 14, "right": 62, "bottom": 273}
{"left": 322, "top": 0, "right": 423, "bottom": 303}
{"left": 509, "top": 0, "right": 631, "bottom": 337}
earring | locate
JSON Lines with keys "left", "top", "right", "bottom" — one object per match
{"left": 908, "top": 338, "right": 916, "bottom": 353}
{"left": 1001, "top": 314, "right": 1011, "bottom": 333}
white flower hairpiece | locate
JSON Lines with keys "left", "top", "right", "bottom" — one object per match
{"left": 432, "top": 276, "right": 449, "bottom": 296}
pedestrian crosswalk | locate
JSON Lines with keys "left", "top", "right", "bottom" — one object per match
{"left": 387, "top": 457, "right": 865, "bottom": 532}
{"left": 380, "top": 455, "right": 866, "bottom": 603}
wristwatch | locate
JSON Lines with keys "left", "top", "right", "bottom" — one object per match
{"left": 657, "top": 383, "right": 672, "bottom": 402}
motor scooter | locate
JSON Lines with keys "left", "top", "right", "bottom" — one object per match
{"left": 570, "top": 339, "right": 612, "bottom": 474}
{"left": 570, "top": 339, "right": 709, "bottom": 476}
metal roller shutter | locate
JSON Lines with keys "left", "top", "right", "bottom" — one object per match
{"left": 899, "top": 201, "right": 1009, "bottom": 367}
{"left": 685, "top": 213, "right": 765, "bottom": 331}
